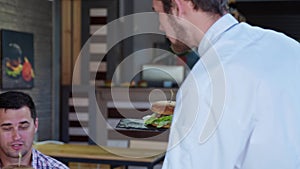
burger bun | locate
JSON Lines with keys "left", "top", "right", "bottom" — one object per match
{"left": 150, "top": 123, "right": 171, "bottom": 129}
{"left": 151, "top": 101, "right": 175, "bottom": 115}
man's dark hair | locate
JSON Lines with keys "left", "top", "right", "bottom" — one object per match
{"left": 160, "top": 0, "right": 228, "bottom": 15}
{"left": 0, "top": 91, "right": 37, "bottom": 122}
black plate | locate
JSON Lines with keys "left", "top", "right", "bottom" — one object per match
{"left": 116, "top": 118, "right": 167, "bottom": 132}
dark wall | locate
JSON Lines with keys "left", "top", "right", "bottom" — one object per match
{"left": 235, "top": 1, "right": 300, "bottom": 41}
{"left": 0, "top": 0, "right": 53, "bottom": 140}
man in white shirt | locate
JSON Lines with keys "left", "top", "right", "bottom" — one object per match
{"left": 152, "top": 0, "right": 300, "bottom": 168}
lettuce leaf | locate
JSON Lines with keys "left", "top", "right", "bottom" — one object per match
{"left": 144, "top": 114, "right": 173, "bottom": 128}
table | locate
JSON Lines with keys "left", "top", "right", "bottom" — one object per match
{"left": 34, "top": 143, "right": 165, "bottom": 169}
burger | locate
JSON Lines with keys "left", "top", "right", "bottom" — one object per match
{"left": 143, "top": 101, "right": 175, "bottom": 128}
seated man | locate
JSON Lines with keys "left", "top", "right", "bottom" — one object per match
{"left": 0, "top": 91, "right": 69, "bottom": 169}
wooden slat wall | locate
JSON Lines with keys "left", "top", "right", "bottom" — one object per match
{"left": 89, "top": 8, "right": 108, "bottom": 86}
{"left": 61, "top": 0, "right": 82, "bottom": 85}
{"left": 61, "top": 86, "right": 90, "bottom": 144}
{"left": 68, "top": 91, "right": 89, "bottom": 143}
{"left": 72, "top": 0, "right": 82, "bottom": 84}
{"left": 61, "top": 0, "right": 72, "bottom": 85}
{"left": 60, "top": 1, "right": 116, "bottom": 145}
{"left": 61, "top": 1, "right": 109, "bottom": 86}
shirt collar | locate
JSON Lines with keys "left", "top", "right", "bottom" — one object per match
{"left": 31, "top": 148, "right": 37, "bottom": 166}
{"left": 198, "top": 14, "right": 238, "bottom": 56}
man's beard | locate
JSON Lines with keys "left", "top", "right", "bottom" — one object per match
{"left": 167, "top": 15, "right": 191, "bottom": 55}
{"left": 5, "top": 149, "right": 28, "bottom": 159}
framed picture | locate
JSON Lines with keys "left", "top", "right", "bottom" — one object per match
{"left": 0, "top": 29, "right": 34, "bottom": 89}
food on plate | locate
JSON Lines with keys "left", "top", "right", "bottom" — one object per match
{"left": 143, "top": 101, "right": 175, "bottom": 128}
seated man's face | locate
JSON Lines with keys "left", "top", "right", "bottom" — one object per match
{"left": 0, "top": 107, "right": 38, "bottom": 160}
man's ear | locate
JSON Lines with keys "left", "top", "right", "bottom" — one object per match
{"left": 173, "top": 0, "right": 183, "bottom": 16}
{"left": 34, "top": 118, "right": 38, "bottom": 133}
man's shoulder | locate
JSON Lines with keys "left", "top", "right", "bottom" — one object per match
{"left": 32, "top": 148, "right": 69, "bottom": 169}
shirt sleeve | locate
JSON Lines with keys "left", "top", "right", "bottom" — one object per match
{"left": 32, "top": 149, "right": 70, "bottom": 169}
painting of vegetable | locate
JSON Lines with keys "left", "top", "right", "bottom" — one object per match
{"left": 1, "top": 29, "right": 34, "bottom": 89}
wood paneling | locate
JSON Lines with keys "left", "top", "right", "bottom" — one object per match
{"left": 88, "top": 7, "right": 108, "bottom": 86}
{"left": 72, "top": 0, "right": 82, "bottom": 85}
{"left": 61, "top": 0, "right": 72, "bottom": 85}
{"left": 61, "top": 0, "right": 82, "bottom": 85}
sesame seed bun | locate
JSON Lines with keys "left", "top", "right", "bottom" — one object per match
{"left": 151, "top": 101, "right": 175, "bottom": 115}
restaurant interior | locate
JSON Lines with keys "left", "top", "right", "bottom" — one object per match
{"left": 0, "top": 0, "right": 299, "bottom": 168}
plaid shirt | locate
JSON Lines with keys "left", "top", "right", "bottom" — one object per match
{"left": 31, "top": 148, "right": 69, "bottom": 169}
{"left": 0, "top": 149, "right": 69, "bottom": 169}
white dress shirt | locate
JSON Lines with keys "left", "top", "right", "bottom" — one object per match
{"left": 162, "top": 14, "right": 300, "bottom": 169}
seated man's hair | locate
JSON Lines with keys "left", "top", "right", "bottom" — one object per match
{"left": 0, "top": 91, "right": 36, "bottom": 121}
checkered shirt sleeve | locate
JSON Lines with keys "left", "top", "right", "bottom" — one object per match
{"left": 31, "top": 148, "right": 69, "bottom": 169}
